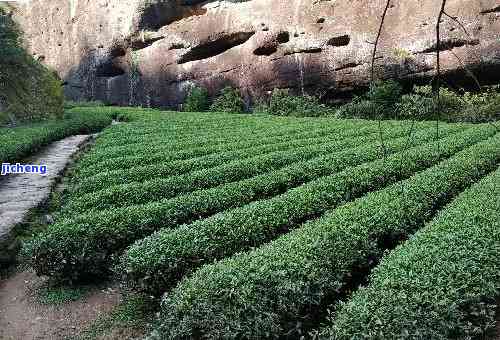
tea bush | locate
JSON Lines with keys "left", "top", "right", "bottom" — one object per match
{"left": 0, "top": 110, "right": 113, "bottom": 163}
{"left": 119, "top": 125, "right": 476, "bottom": 295}
{"left": 323, "top": 166, "right": 500, "bottom": 339}
{"left": 28, "top": 121, "right": 419, "bottom": 281}
{"left": 150, "top": 132, "right": 500, "bottom": 339}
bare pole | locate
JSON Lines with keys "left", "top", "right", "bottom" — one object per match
{"left": 371, "top": 0, "right": 392, "bottom": 160}
{"left": 433, "top": 0, "right": 447, "bottom": 157}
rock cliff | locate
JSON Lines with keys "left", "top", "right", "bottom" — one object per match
{"left": 11, "top": 0, "right": 500, "bottom": 108}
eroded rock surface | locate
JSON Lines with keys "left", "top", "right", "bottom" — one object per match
{"left": 11, "top": 0, "right": 500, "bottom": 108}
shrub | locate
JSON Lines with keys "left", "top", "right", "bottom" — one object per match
{"left": 366, "top": 80, "right": 403, "bottom": 110}
{"left": 262, "top": 89, "right": 333, "bottom": 117}
{"left": 72, "top": 124, "right": 362, "bottom": 195}
{"left": 335, "top": 98, "right": 382, "bottom": 119}
{"left": 396, "top": 85, "right": 464, "bottom": 120}
{"left": 323, "top": 166, "right": 500, "bottom": 339}
{"left": 336, "top": 80, "right": 402, "bottom": 119}
{"left": 118, "top": 124, "right": 471, "bottom": 296}
{"left": 209, "top": 87, "right": 245, "bottom": 113}
{"left": 78, "top": 120, "right": 348, "bottom": 168}
{"left": 74, "top": 120, "right": 365, "bottom": 178}
{"left": 150, "top": 132, "right": 500, "bottom": 339}
{"left": 396, "top": 92, "right": 435, "bottom": 120}
{"left": 458, "top": 89, "right": 500, "bottom": 123}
{"left": 183, "top": 86, "right": 210, "bottom": 112}
{"left": 64, "top": 135, "right": 379, "bottom": 214}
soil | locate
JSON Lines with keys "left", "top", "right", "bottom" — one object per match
{"left": 0, "top": 270, "right": 121, "bottom": 340}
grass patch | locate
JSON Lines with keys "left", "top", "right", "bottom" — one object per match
{"left": 74, "top": 294, "right": 156, "bottom": 340}
{"left": 36, "top": 284, "right": 91, "bottom": 305}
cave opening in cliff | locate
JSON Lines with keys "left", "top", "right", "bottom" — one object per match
{"left": 95, "top": 60, "right": 126, "bottom": 77}
{"left": 276, "top": 31, "right": 290, "bottom": 43}
{"left": 138, "top": 1, "right": 207, "bottom": 31}
{"left": 253, "top": 44, "right": 278, "bottom": 56}
{"left": 327, "top": 35, "right": 351, "bottom": 47}
{"left": 178, "top": 31, "right": 256, "bottom": 64}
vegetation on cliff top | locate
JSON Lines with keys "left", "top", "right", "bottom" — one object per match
{"left": 0, "top": 6, "right": 63, "bottom": 126}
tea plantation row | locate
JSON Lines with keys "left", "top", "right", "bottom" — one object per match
{"left": 23, "top": 109, "right": 499, "bottom": 339}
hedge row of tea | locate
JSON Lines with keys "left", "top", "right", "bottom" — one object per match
{"left": 0, "top": 110, "right": 114, "bottom": 164}
{"left": 24, "top": 110, "right": 500, "bottom": 339}
{"left": 151, "top": 132, "right": 500, "bottom": 339}
{"left": 120, "top": 126, "right": 488, "bottom": 295}
{"left": 31, "top": 115, "right": 414, "bottom": 280}
{"left": 320, "top": 165, "right": 500, "bottom": 339}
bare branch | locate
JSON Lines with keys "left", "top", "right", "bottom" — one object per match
{"left": 442, "top": 11, "right": 471, "bottom": 38}
{"left": 444, "top": 12, "right": 499, "bottom": 131}
{"left": 433, "top": 0, "right": 447, "bottom": 156}
{"left": 371, "top": 0, "right": 392, "bottom": 161}
{"left": 371, "top": 0, "right": 392, "bottom": 83}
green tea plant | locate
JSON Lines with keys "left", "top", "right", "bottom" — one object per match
{"left": 120, "top": 125, "right": 481, "bottom": 296}
{"left": 28, "top": 121, "right": 426, "bottom": 281}
{"left": 323, "top": 166, "right": 500, "bottom": 339}
{"left": 0, "top": 110, "right": 113, "bottom": 163}
{"left": 150, "top": 132, "right": 500, "bottom": 339}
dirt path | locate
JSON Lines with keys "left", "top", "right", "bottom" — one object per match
{"left": 0, "top": 270, "right": 121, "bottom": 340}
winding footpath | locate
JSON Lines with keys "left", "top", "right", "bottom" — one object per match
{"left": 0, "top": 132, "right": 135, "bottom": 340}
{"left": 0, "top": 134, "right": 91, "bottom": 264}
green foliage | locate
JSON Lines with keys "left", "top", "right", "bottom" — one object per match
{"left": 336, "top": 80, "right": 402, "bottom": 119}
{"left": 395, "top": 91, "right": 435, "bottom": 120}
{"left": 37, "top": 284, "right": 90, "bottom": 305}
{"left": 118, "top": 124, "right": 467, "bottom": 295}
{"left": 324, "top": 167, "right": 500, "bottom": 339}
{"left": 458, "top": 88, "right": 500, "bottom": 122}
{"left": 71, "top": 124, "right": 371, "bottom": 195}
{"left": 336, "top": 80, "right": 500, "bottom": 123}
{"left": 335, "top": 97, "right": 382, "bottom": 119}
{"left": 396, "top": 85, "right": 500, "bottom": 122}
{"left": 0, "top": 8, "right": 64, "bottom": 124}
{"left": 367, "top": 79, "right": 403, "bottom": 110}
{"left": 396, "top": 85, "right": 462, "bottom": 120}
{"left": 0, "top": 7, "right": 24, "bottom": 64}
{"left": 151, "top": 131, "right": 500, "bottom": 339}
{"left": 183, "top": 86, "right": 210, "bottom": 112}
{"left": 64, "top": 135, "right": 391, "bottom": 214}
{"left": 258, "top": 88, "right": 333, "bottom": 117}
{"left": 75, "top": 293, "right": 156, "bottom": 340}
{"left": 28, "top": 121, "right": 386, "bottom": 282}
{"left": 64, "top": 100, "right": 106, "bottom": 110}
{"left": 19, "top": 108, "right": 500, "bottom": 339}
{"left": 72, "top": 114, "right": 366, "bottom": 178}
{"left": 209, "top": 86, "right": 245, "bottom": 113}
{"left": 0, "top": 110, "right": 113, "bottom": 164}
